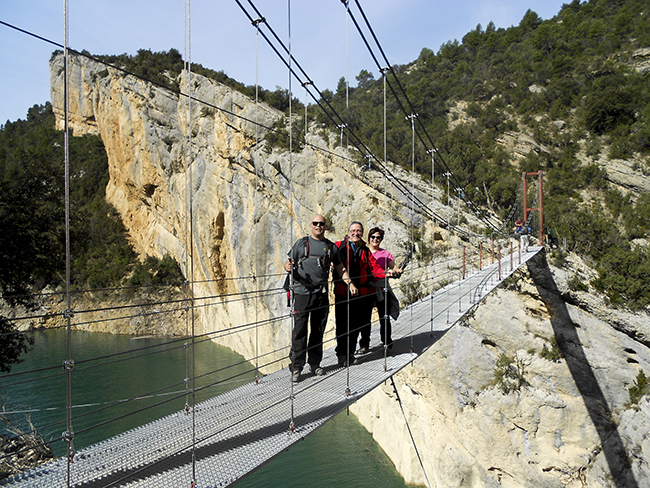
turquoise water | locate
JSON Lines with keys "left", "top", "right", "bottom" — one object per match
{"left": 1, "top": 329, "right": 408, "bottom": 487}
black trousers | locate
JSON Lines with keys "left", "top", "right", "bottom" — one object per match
{"left": 290, "top": 292, "right": 329, "bottom": 370}
{"left": 374, "top": 296, "right": 392, "bottom": 346}
{"left": 334, "top": 293, "right": 374, "bottom": 359}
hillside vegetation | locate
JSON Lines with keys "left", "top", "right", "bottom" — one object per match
{"left": 317, "top": 0, "right": 650, "bottom": 310}
{"left": 0, "top": 104, "right": 183, "bottom": 370}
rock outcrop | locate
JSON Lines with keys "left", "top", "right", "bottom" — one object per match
{"left": 351, "top": 251, "right": 650, "bottom": 487}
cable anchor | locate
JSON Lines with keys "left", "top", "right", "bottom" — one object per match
{"left": 62, "top": 431, "right": 75, "bottom": 462}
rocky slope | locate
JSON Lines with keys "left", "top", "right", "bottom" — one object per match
{"left": 352, "top": 252, "right": 650, "bottom": 487}
{"left": 49, "top": 53, "right": 650, "bottom": 487}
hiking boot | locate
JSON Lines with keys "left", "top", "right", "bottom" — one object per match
{"left": 313, "top": 366, "right": 325, "bottom": 376}
{"left": 337, "top": 356, "right": 347, "bottom": 367}
{"left": 291, "top": 368, "right": 302, "bottom": 383}
{"left": 358, "top": 347, "right": 369, "bottom": 355}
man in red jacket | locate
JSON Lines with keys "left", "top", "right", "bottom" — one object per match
{"left": 332, "top": 221, "right": 387, "bottom": 366}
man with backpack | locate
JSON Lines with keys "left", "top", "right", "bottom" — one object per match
{"left": 284, "top": 214, "right": 356, "bottom": 382}
{"left": 517, "top": 222, "right": 530, "bottom": 252}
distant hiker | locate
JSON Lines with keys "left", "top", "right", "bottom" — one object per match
{"left": 333, "top": 222, "right": 386, "bottom": 366}
{"left": 284, "top": 214, "right": 355, "bottom": 383}
{"left": 545, "top": 225, "right": 559, "bottom": 249}
{"left": 367, "top": 227, "right": 402, "bottom": 353}
{"left": 517, "top": 222, "right": 530, "bottom": 252}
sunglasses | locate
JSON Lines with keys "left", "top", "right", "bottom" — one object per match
{"left": 312, "top": 221, "right": 326, "bottom": 227}
{"left": 369, "top": 235, "right": 382, "bottom": 240}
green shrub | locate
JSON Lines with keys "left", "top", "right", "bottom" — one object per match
{"left": 125, "top": 254, "right": 184, "bottom": 289}
{"left": 494, "top": 353, "right": 529, "bottom": 394}
{"left": 539, "top": 336, "right": 563, "bottom": 362}
{"left": 568, "top": 274, "right": 588, "bottom": 292}
{"left": 628, "top": 370, "right": 649, "bottom": 406}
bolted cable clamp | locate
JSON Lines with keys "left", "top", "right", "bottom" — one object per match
{"left": 62, "top": 308, "right": 74, "bottom": 319}
{"left": 62, "top": 359, "right": 75, "bottom": 371}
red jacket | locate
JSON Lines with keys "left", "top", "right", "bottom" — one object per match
{"left": 333, "top": 237, "right": 386, "bottom": 296}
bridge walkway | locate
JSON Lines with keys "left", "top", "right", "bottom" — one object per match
{"left": 3, "top": 248, "right": 542, "bottom": 488}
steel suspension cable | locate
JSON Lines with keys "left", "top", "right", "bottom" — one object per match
{"left": 430, "top": 149, "right": 436, "bottom": 336}
{"left": 389, "top": 375, "right": 428, "bottom": 488}
{"left": 235, "top": 0, "right": 447, "bottom": 225}
{"left": 253, "top": 14, "right": 264, "bottom": 385}
{"left": 183, "top": 1, "right": 198, "bottom": 482}
{"left": 348, "top": 0, "right": 507, "bottom": 235}
{"left": 2, "top": 16, "right": 450, "bottom": 237}
{"left": 61, "top": 1, "right": 75, "bottom": 482}
{"left": 407, "top": 113, "right": 417, "bottom": 353}
{"left": 382, "top": 65, "right": 389, "bottom": 372}
{"left": 286, "top": 0, "right": 297, "bottom": 435}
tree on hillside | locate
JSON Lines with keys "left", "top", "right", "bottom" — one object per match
{"left": 0, "top": 103, "right": 186, "bottom": 371}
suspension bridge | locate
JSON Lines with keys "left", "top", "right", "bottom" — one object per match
{"left": 0, "top": 0, "right": 553, "bottom": 487}
{"left": 2, "top": 247, "right": 542, "bottom": 487}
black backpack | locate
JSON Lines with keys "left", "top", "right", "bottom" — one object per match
{"left": 283, "top": 236, "right": 333, "bottom": 293}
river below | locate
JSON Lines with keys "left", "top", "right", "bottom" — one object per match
{"left": 1, "top": 329, "right": 408, "bottom": 487}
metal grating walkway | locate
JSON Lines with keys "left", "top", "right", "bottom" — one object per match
{"left": 2, "top": 248, "right": 541, "bottom": 488}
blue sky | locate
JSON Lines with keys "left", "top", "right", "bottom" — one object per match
{"left": 1, "top": 0, "right": 569, "bottom": 124}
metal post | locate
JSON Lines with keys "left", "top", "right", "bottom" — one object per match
{"left": 491, "top": 237, "right": 494, "bottom": 264}
{"left": 337, "top": 123, "right": 347, "bottom": 147}
{"left": 539, "top": 171, "right": 544, "bottom": 246}
{"left": 443, "top": 172, "right": 452, "bottom": 215}
{"left": 510, "top": 241, "right": 513, "bottom": 271}
{"left": 462, "top": 245, "right": 466, "bottom": 279}
{"left": 498, "top": 245, "right": 502, "bottom": 281}
{"left": 522, "top": 172, "right": 528, "bottom": 224}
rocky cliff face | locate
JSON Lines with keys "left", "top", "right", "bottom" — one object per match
{"left": 50, "top": 53, "right": 650, "bottom": 487}
{"left": 351, "top": 252, "right": 650, "bottom": 487}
